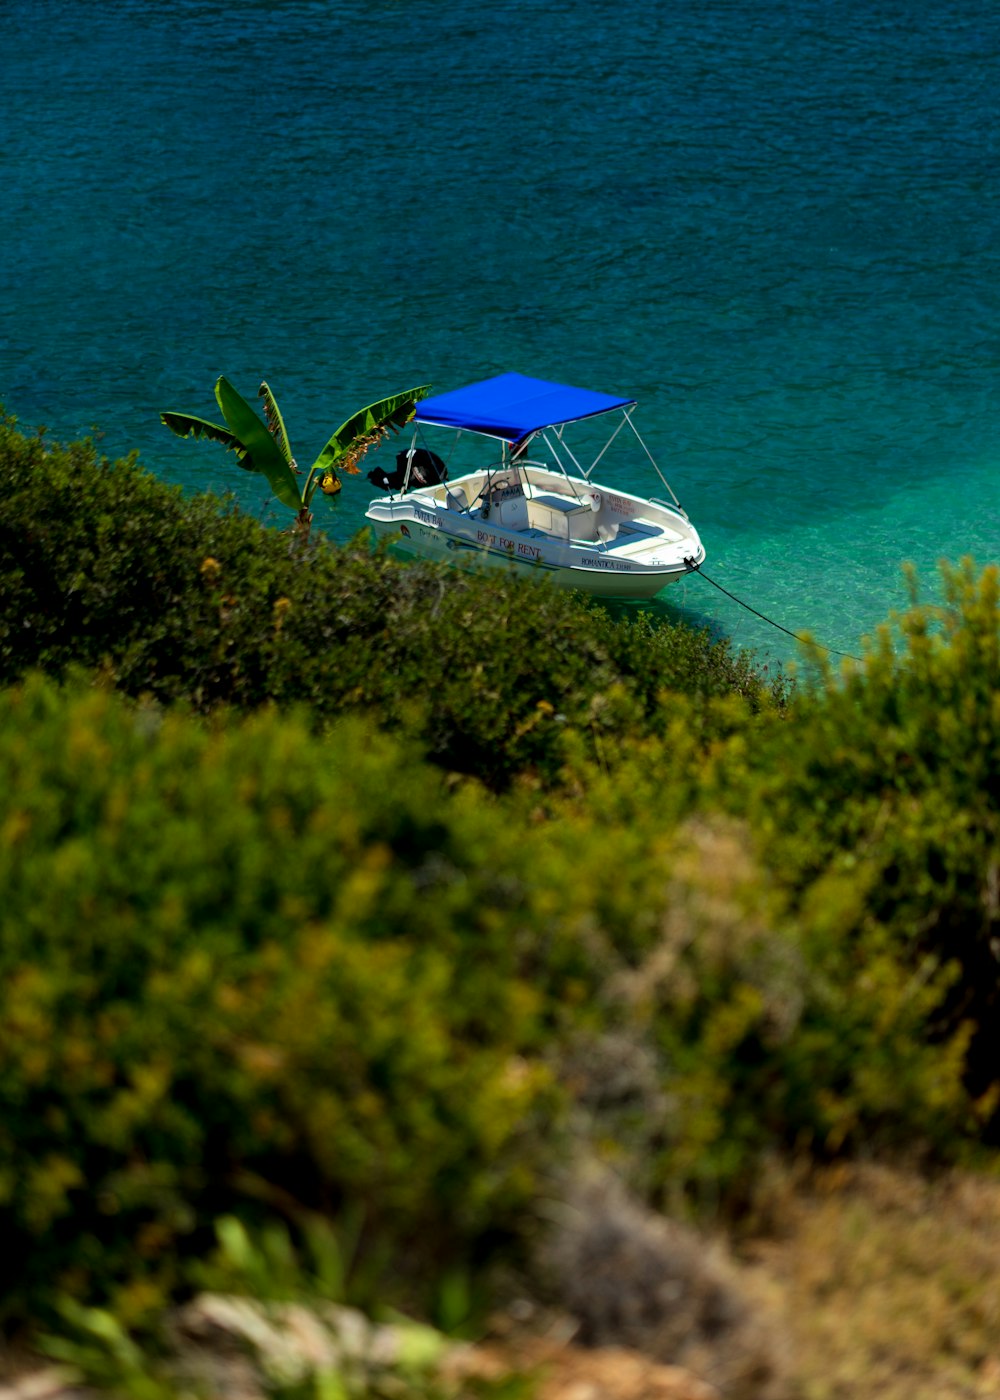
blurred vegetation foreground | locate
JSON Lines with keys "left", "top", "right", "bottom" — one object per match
{"left": 2, "top": 414, "right": 1000, "bottom": 1399}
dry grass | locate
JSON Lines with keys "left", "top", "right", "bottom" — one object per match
{"left": 743, "top": 1162, "right": 1000, "bottom": 1400}
{"left": 534, "top": 1160, "right": 1000, "bottom": 1399}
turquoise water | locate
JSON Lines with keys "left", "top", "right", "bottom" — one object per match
{"left": 3, "top": 0, "right": 998, "bottom": 665}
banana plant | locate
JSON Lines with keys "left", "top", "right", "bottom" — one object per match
{"left": 161, "top": 377, "right": 431, "bottom": 538}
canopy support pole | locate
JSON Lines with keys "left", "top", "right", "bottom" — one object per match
{"left": 399, "top": 429, "right": 418, "bottom": 495}
{"left": 540, "top": 431, "right": 589, "bottom": 500}
{"left": 623, "top": 408, "right": 687, "bottom": 517}
{"left": 586, "top": 412, "right": 630, "bottom": 478}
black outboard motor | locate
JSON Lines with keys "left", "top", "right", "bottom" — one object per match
{"left": 368, "top": 448, "right": 448, "bottom": 493}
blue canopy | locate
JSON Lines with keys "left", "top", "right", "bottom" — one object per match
{"left": 414, "top": 372, "right": 635, "bottom": 443}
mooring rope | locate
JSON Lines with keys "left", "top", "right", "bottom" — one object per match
{"left": 683, "top": 557, "right": 863, "bottom": 663}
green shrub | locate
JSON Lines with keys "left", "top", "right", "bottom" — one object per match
{"left": 0, "top": 415, "right": 782, "bottom": 791}
{"left": 0, "top": 675, "right": 556, "bottom": 1322}
{"left": 527, "top": 801, "right": 976, "bottom": 1208}
{"left": 5, "top": 409, "right": 995, "bottom": 1326}
{"left": 706, "top": 561, "right": 1000, "bottom": 1116}
{"left": 0, "top": 671, "right": 975, "bottom": 1327}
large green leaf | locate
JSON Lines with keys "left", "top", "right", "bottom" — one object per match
{"left": 257, "top": 382, "right": 294, "bottom": 467}
{"left": 308, "top": 385, "right": 432, "bottom": 483}
{"left": 159, "top": 412, "right": 256, "bottom": 470}
{"left": 214, "top": 377, "right": 302, "bottom": 512}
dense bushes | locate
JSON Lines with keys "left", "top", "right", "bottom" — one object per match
{"left": 541, "top": 558, "right": 1000, "bottom": 1136}
{"left": 0, "top": 415, "right": 781, "bottom": 791}
{"left": 3, "top": 415, "right": 1000, "bottom": 1342}
{"left": 0, "top": 676, "right": 552, "bottom": 1321}
{"left": 705, "top": 562, "right": 1000, "bottom": 1110}
{"left": 0, "top": 673, "right": 976, "bottom": 1325}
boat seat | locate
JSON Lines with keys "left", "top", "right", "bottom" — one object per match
{"left": 527, "top": 492, "right": 598, "bottom": 541}
{"left": 615, "top": 517, "right": 662, "bottom": 539}
{"left": 445, "top": 485, "right": 469, "bottom": 512}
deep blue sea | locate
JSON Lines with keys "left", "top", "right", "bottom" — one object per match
{"left": 3, "top": 0, "right": 998, "bottom": 666}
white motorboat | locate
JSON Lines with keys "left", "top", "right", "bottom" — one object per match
{"left": 364, "top": 372, "right": 706, "bottom": 599}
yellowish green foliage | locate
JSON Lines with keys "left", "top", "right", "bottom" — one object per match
{"left": 0, "top": 670, "right": 978, "bottom": 1325}
{"left": 2, "top": 417, "right": 1000, "bottom": 1355}
{"left": 0, "top": 678, "right": 557, "bottom": 1321}
{"left": 706, "top": 559, "right": 1000, "bottom": 1109}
